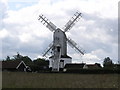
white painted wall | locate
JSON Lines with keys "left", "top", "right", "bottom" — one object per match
{"left": 61, "top": 58, "right": 72, "bottom": 66}
{"left": 83, "top": 64, "right": 88, "bottom": 69}
{"left": 54, "top": 28, "right": 67, "bottom": 56}
{"left": 49, "top": 57, "right": 72, "bottom": 68}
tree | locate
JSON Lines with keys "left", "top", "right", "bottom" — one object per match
{"left": 22, "top": 56, "right": 32, "bottom": 64}
{"left": 13, "top": 52, "right": 23, "bottom": 60}
{"left": 6, "top": 56, "right": 10, "bottom": 61}
{"left": 32, "top": 58, "right": 49, "bottom": 72}
{"left": 33, "top": 58, "right": 49, "bottom": 66}
{"left": 103, "top": 57, "right": 114, "bottom": 69}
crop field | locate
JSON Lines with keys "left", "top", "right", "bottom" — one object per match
{"left": 2, "top": 71, "right": 120, "bottom": 88}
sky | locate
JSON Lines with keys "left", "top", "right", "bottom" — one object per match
{"left": 0, "top": 0, "right": 119, "bottom": 64}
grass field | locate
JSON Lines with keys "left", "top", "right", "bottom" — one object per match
{"left": 2, "top": 71, "right": 119, "bottom": 88}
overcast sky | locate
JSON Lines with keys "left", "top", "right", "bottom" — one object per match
{"left": 0, "top": 0, "right": 119, "bottom": 64}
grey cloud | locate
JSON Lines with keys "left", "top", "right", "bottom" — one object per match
{"left": 2, "top": 34, "right": 52, "bottom": 59}
{"left": 0, "top": 1, "right": 8, "bottom": 30}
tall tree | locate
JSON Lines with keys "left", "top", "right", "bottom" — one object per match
{"left": 22, "top": 56, "right": 32, "bottom": 65}
{"left": 6, "top": 56, "right": 10, "bottom": 61}
{"left": 33, "top": 58, "right": 49, "bottom": 66}
{"left": 103, "top": 57, "right": 114, "bottom": 69}
{"left": 13, "top": 52, "right": 23, "bottom": 60}
{"left": 32, "top": 58, "right": 49, "bottom": 71}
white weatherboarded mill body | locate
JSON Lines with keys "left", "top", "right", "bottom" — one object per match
{"left": 38, "top": 12, "right": 84, "bottom": 72}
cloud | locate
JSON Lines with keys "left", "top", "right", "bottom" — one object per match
{"left": 0, "top": 0, "right": 8, "bottom": 31}
{"left": 0, "top": 28, "right": 9, "bottom": 39}
{"left": 1, "top": 0, "right": 118, "bottom": 64}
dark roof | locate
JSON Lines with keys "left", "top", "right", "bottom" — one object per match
{"left": 64, "top": 63, "right": 85, "bottom": 68}
{"left": 61, "top": 55, "right": 72, "bottom": 58}
{"left": 2, "top": 60, "right": 23, "bottom": 69}
{"left": 85, "top": 63, "right": 102, "bottom": 69}
{"left": 114, "top": 64, "right": 120, "bottom": 66}
{"left": 49, "top": 55, "right": 72, "bottom": 59}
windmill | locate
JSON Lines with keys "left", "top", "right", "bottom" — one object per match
{"left": 38, "top": 11, "right": 85, "bottom": 72}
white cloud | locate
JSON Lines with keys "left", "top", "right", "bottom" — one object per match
{"left": 82, "top": 53, "right": 101, "bottom": 63}
{"left": 51, "top": 0, "right": 118, "bottom": 18}
{"left": 70, "top": 52, "right": 101, "bottom": 64}
{"left": 18, "top": 33, "right": 32, "bottom": 43}
{"left": 15, "top": 4, "right": 22, "bottom": 9}
{"left": 0, "top": 0, "right": 8, "bottom": 6}
{"left": 0, "top": 28, "right": 9, "bottom": 39}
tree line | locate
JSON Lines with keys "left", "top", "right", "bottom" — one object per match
{"left": 4, "top": 52, "right": 49, "bottom": 72}
{"left": 2, "top": 52, "right": 120, "bottom": 72}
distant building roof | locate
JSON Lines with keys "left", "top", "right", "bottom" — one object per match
{"left": 2, "top": 60, "right": 27, "bottom": 69}
{"left": 49, "top": 55, "right": 72, "bottom": 59}
{"left": 64, "top": 63, "right": 85, "bottom": 69}
{"left": 83, "top": 63, "right": 102, "bottom": 69}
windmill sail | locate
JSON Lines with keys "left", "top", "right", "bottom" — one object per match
{"left": 42, "top": 42, "right": 53, "bottom": 57}
{"left": 38, "top": 15, "right": 57, "bottom": 32}
{"left": 67, "top": 37, "right": 84, "bottom": 55}
{"left": 63, "top": 12, "right": 82, "bottom": 32}
{"left": 46, "top": 22, "right": 56, "bottom": 31}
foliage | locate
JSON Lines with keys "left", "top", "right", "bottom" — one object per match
{"left": 4, "top": 53, "right": 119, "bottom": 72}
{"left": 33, "top": 58, "right": 49, "bottom": 66}
{"left": 65, "top": 68, "right": 120, "bottom": 74}
{"left": 3, "top": 52, "right": 50, "bottom": 72}
{"left": 13, "top": 52, "right": 23, "bottom": 60}
{"left": 12, "top": 52, "right": 33, "bottom": 69}
{"left": 32, "top": 58, "right": 49, "bottom": 72}
{"left": 21, "top": 56, "right": 32, "bottom": 64}
{"left": 103, "top": 57, "right": 114, "bottom": 69}
{"left": 6, "top": 56, "right": 10, "bottom": 61}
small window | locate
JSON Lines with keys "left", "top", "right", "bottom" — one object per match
{"left": 57, "top": 47, "right": 60, "bottom": 52}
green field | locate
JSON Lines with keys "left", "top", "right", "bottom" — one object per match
{"left": 2, "top": 71, "right": 119, "bottom": 88}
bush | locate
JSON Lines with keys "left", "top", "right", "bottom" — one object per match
{"left": 65, "top": 68, "right": 120, "bottom": 74}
